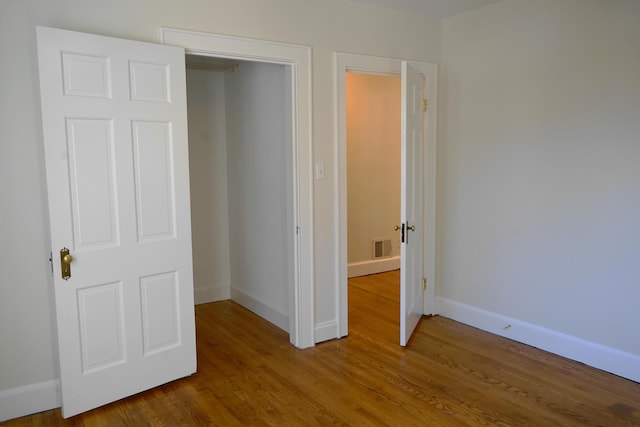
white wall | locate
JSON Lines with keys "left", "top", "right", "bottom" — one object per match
{"left": 0, "top": 0, "right": 441, "bottom": 418}
{"left": 186, "top": 68, "right": 232, "bottom": 304}
{"left": 0, "top": 1, "right": 60, "bottom": 417}
{"left": 439, "top": 0, "right": 640, "bottom": 380}
{"left": 346, "top": 73, "right": 401, "bottom": 268}
{"left": 225, "top": 61, "right": 292, "bottom": 331}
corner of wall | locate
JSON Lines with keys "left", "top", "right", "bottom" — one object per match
{"left": 230, "top": 285, "right": 289, "bottom": 333}
{"left": 194, "top": 283, "right": 231, "bottom": 305}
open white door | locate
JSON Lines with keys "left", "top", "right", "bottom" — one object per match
{"left": 400, "top": 61, "right": 425, "bottom": 346}
{"left": 37, "top": 27, "right": 196, "bottom": 417}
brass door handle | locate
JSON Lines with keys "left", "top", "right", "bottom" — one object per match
{"left": 408, "top": 225, "right": 416, "bottom": 232}
{"left": 394, "top": 225, "right": 400, "bottom": 231}
{"left": 60, "top": 247, "right": 73, "bottom": 280}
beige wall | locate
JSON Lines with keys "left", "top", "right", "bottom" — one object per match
{"left": 439, "top": 0, "right": 640, "bottom": 361}
{"left": 346, "top": 73, "right": 401, "bottom": 264}
{"left": 0, "top": 0, "right": 441, "bottom": 406}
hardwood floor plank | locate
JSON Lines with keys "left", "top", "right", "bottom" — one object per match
{"left": 416, "top": 317, "right": 640, "bottom": 425}
{"left": 3, "top": 271, "right": 639, "bottom": 426}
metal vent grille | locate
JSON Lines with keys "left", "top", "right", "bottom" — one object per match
{"left": 372, "top": 239, "right": 392, "bottom": 260}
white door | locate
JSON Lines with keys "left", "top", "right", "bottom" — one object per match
{"left": 399, "top": 61, "right": 425, "bottom": 346}
{"left": 37, "top": 27, "right": 196, "bottom": 417}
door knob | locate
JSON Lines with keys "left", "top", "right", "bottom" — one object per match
{"left": 394, "top": 225, "right": 400, "bottom": 231}
{"left": 60, "top": 247, "right": 73, "bottom": 280}
{"left": 404, "top": 223, "right": 414, "bottom": 244}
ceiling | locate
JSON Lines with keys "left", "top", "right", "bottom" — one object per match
{"left": 347, "top": 0, "right": 500, "bottom": 19}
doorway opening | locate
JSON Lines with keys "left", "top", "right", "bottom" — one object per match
{"left": 335, "top": 53, "right": 438, "bottom": 343}
{"left": 186, "top": 55, "right": 294, "bottom": 334}
{"left": 345, "top": 72, "right": 401, "bottom": 343}
{"left": 160, "top": 28, "right": 315, "bottom": 349}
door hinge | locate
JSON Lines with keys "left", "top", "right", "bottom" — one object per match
{"left": 422, "top": 277, "right": 427, "bottom": 290}
{"left": 423, "top": 99, "right": 428, "bottom": 112}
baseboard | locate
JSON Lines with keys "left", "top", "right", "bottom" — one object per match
{"left": 348, "top": 256, "right": 400, "bottom": 278}
{"left": 194, "top": 282, "right": 230, "bottom": 305}
{"left": 315, "top": 320, "right": 340, "bottom": 343}
{"left": 230, "top": 286, "right": 289, "bottom": 333}
{"left": 0, "top": 380, "right": 61, "bottom": 422}
{"left": 436, "top": 297, "right": 640, "bottom": 383}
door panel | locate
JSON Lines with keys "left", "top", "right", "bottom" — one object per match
{"left": 132, "top": 121, "right": 176, "bottom": 241}
{"left": 140, "top": 271, "right": 180, "bottom": 355}
{"left": 77, "top": 281, "right": 126, "bottom": 373}
{"left": 67, "top": 118, "right": 119, "bottom": 249}
{"left": 129, "top": 61, "right": 171, "bottom": 102}
{"left": 37, "top": 26, "right": 195, "bottom": 418}
{"left": 400, "top": 61, "right": 425, "bottom": 346}
{"left": 62, "top": 52, "right": 112, "bottom": 98}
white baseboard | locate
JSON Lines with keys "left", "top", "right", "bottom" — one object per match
{"left": 0, "top": 380, "right": 60, "bottom": 422}
{"left": 230, "top": 286, "right": 289, "bottom": 333}
{"left": 348, "top": 256, "right": 400, "bottom": 278}
{"left": 436, "top": 297, "right": 640, "bottom": 383}
{"left": 315, "top": 320, "right": 340, "bottom": 343}
{"left": 194, "top": 282, "right": 230, "bottom": 305}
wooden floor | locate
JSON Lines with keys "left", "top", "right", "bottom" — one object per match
{"left": 5, "top": 270, "right": 640, "bottom": 426}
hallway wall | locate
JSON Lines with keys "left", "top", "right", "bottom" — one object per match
{"left": 346, "top": 73, "right": 401, "bottom": 274}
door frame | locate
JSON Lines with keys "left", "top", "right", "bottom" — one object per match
{"left": 160, "top": 28, "right": 315, "bottom": 349}
{"left": 333, "top": 52, "right": 437, "bottom": 338}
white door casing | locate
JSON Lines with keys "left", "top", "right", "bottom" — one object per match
{"left": 400, "top": 61, "right": 425, "bottom": 346}
{"left": 37, "top": 27, "right": 196, "bottom": 417}
{"left": 334, "top": 53, "right": 437, "bottom": 341}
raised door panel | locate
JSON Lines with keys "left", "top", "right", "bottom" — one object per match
{"left": 129, "top": 61, "right": 170, "bottom": 102}
{"left": 66, "top": 118, "right": 120, "bottom": 250}
{"left": 77, "top": 282, "right": 126, "bottom": 374}
{"left": 132, "top": 121, "right": 176, "bottom": 242}
{"left": 140, "top": 271, "right": 180, "bottom": 356}
{"left": 62, "top": 53, "right": 112, "bottom": 98}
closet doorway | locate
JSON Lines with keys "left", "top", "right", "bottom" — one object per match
{"left": 186, "top": 55, "right": 294, "bottom": 336}
{"left": 160, "top": 27, "right": 315, "bottom": 349}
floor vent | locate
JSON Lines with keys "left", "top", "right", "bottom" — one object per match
{"left": 372, "top": 239, "right": 392, "bottom": 260}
